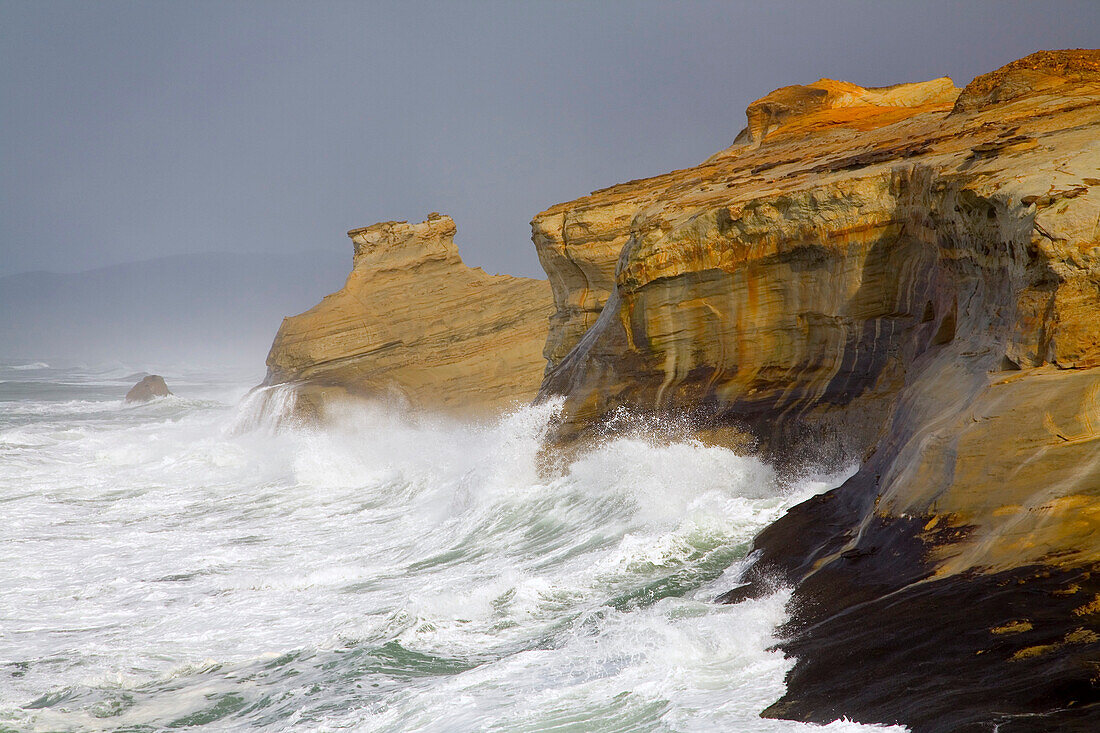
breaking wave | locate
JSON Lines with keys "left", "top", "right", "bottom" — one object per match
{"left": 0, "top": 369, "right": 902, "bottom": 731}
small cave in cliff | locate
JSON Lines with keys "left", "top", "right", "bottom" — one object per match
{"left": 932, "top": 301, "right": 957, "bottom": 345}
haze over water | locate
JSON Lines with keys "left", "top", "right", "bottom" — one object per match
{"left": 0, "top": 362, "right": 902, "bottom": 731}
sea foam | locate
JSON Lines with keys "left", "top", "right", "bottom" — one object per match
{"left": 0, "top": 369, "right": 902, "bottom": 732}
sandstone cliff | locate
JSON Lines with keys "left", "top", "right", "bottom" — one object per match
{"left": 535, "top": 50, "right": 1100, "bottom": 731}
{"left": 264, "top": 214, "right": 552, "bottom": 416}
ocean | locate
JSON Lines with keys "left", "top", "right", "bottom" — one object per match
{"left": 0, "top": 362, "right": 901, "bottom": 732}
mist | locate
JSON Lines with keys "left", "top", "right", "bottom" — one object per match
{"left": 0, "top": 251, "right": 348, "bottom": 373}
{"left": 2, "top": 1, "right": 1097, "bottom": 371}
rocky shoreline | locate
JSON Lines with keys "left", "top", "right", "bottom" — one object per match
{"left": 264, "top": 50, "right": 1100, "bottom": 730}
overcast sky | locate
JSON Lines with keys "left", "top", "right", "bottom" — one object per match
{"left": 2, "top": 0, "right": 1097, "bottom": 279}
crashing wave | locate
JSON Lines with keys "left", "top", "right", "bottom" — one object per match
{"left": 225, "top": 383, "right": 301, "bottom": 434}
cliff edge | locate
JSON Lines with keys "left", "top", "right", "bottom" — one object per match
{"left": 535, "top": 50, "right": 1100, "bottom": 731}
{"left": 264, "top": 214, "right": 553, "bottom": 417}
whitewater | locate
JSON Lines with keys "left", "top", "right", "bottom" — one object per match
{"left": 0, "top": 363, "right": 902, "bottom": 732}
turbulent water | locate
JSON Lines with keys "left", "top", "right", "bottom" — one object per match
{"left": 0, "top": 362, "right": 903, "bottom": 732}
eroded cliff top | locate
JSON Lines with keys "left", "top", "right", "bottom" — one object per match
{"left": 953, "top": 48, "right": 1100, "bottom": 113}
{"left": 736, "top": 75, "right": 960, "bottom": 145}
{"left": 346, "top": 212, "right": 463, "bottom": 270}
{"left": 537, "top": 49, "right": 1100, "bottom": 222}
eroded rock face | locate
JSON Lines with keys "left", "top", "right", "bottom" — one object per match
{"left": 125, "top": 375, "right": 171, "bottom": 402}
{"left": 264, "top": 214, "right": 553, "bottom": 417}
{"left": 535, "top": 50, "right": 1100, "bottom": 730}
{"left": 739, "top": 76, "right": 959, "bottom": 145}
{"left": 537, "top": 51, "right": 1099, "bottom": 454}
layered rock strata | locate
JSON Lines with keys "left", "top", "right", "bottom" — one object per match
{"left": 264, "top": 214, "right": 552, "bottom": 416}
{"left": 535, "top": 50, "right": 1100, "bottom": 730}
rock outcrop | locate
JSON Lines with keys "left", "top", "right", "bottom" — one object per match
{"left": 125, "top": 375, "right": 171, "bottom": 402}
{"left": 264, "top": 214, "right": 553, "bottom": 417}
{"left": 535, "top": 50, "right": 1100, "bottom": 730}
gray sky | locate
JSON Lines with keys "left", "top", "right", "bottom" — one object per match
{"left": 3, "top": 0, "right": 1098, "bottom": 279}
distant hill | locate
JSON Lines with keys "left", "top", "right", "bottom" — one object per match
{"left": 0, "top": 250, "right": 349, "bottom": 369}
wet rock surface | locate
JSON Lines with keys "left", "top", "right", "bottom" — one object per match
{"left": 767, "top": 561, "right": 1100, "bottom": 732}
{"left": 124, "top": 375, "right": 171, "bottom": 403}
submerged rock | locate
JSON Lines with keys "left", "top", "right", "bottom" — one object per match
{"left": 263, "top": 214, "right": 553, "bottom": 418}
{"left": 533, "top": 49, "right": 1100, "bottom": 730}
{"left": 125, "top": 375, "right": 171, "bottom": 403}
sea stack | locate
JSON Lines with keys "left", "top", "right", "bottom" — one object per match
{"left": 263, "top": 213, "right": 554, "bottom": 417}
{"left": 125, "top": 375, "right": 172, "bottom": 403}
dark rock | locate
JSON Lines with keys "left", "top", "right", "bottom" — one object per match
{"left": 125, "top": 375, "right": 172, "bottom": 403}
{"left": 764, "top": 560, "right": 1100, "bottom": 732}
